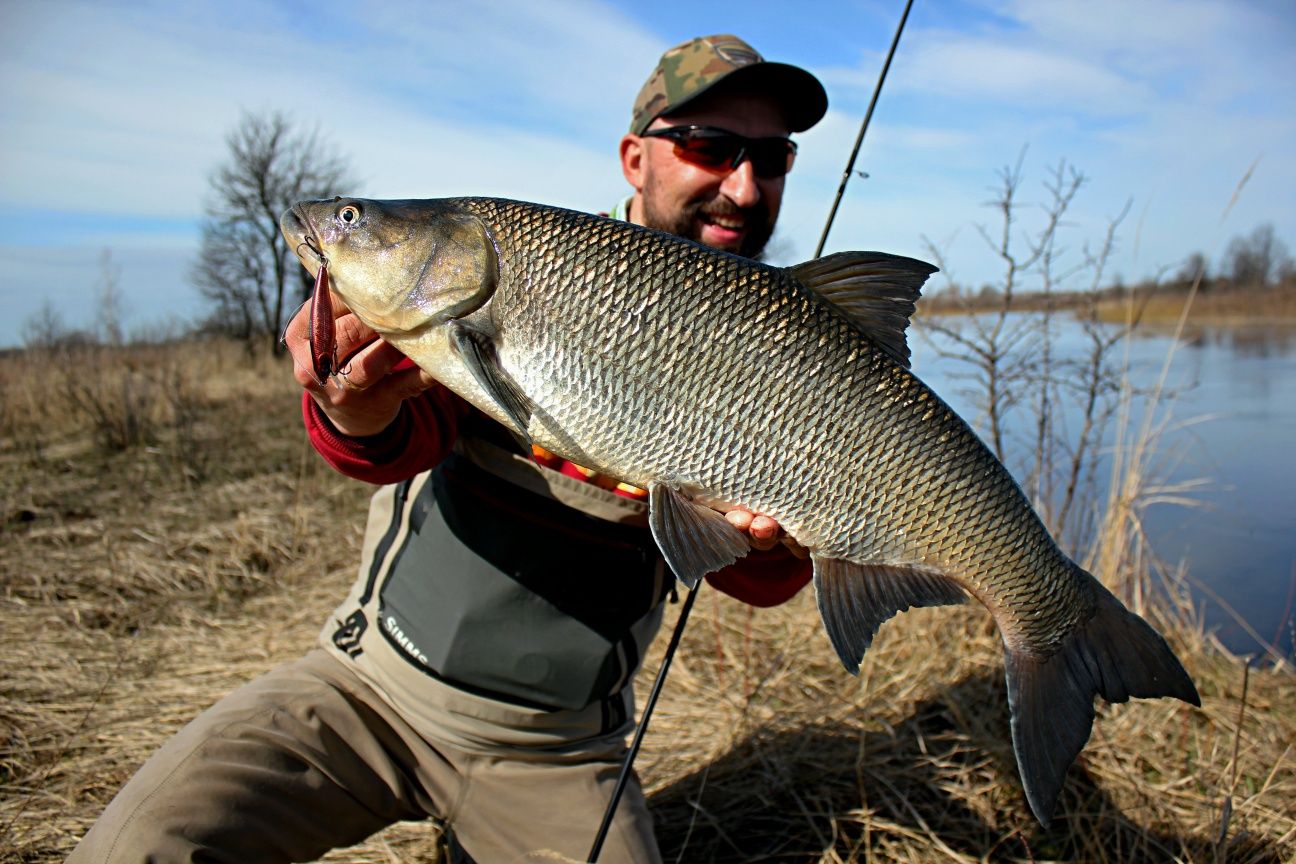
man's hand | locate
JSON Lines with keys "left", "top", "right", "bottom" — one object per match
{"left": 283, "top": 295, "right": 438, "bottom": 437}
{"left": 723, "top": 506, "right": 808, "bottom": 557}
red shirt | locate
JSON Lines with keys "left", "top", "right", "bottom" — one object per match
{"left": 303, "top": 386, "right": 812, "bottom": 607}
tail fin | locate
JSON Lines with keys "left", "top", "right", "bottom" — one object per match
{"left": 1004, "top": 572, "right": 1200, "bottom": 826}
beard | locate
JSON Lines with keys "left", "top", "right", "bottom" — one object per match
{"left": 640, "top": 192, "right": 774, "bottom": 260}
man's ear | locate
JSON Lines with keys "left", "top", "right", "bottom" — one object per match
{"left": 620, "top": 134, "right": 645, "bottom": 192}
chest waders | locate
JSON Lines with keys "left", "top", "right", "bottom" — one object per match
{"left": 359, "top": 425, "right": 668, "bottom": 716}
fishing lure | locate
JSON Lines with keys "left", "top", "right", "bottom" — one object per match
{"left": 293, "top": 236, "right": 341, "bottom": 387}
{"left": 307, "top": 259, "right": 339, "bottom": 385}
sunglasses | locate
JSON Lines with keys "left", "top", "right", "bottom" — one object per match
{"left": 640, "top": 125, "right": 797, "bottom": 179}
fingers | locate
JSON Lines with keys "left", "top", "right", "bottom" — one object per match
{"left": 283, "top": 297, "right": 438, "bottom": 437}
{"left": 283, "top": 299, "right": 317, "bottom": 386}
{"left": 330, "top": 313, "right": 386, "bottom": 381}
{"left": 361, "top": 363, "right": 439, "bottom": 402}
{"left": 724, "top": 508, "right": 754, "bottom": 532}
{"left": 287, "top": 313, "right": 392, "bottom": 394}
{"left": 780, "top": 535, "right": 810, "bottom": 559}
{"left": 724, "top": 507, "right": 784, "bottom": 552}
{"left": 747, "top": 513, "right": 781, "bottom": 541}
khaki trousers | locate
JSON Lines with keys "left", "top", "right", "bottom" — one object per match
{"left": 68, "top": 650, "right": 660, "bottom": 864}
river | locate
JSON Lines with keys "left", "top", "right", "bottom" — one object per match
{"left": 910, "top": 315, "right": 1296, "bottom": 661}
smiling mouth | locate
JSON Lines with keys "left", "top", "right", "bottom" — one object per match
{"left": 701, "top": 213, "right": 744, "bottom": 233}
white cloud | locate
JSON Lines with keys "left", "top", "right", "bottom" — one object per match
{"left": 0, "top": 0, "right": 661, "bottom": 218}
{"left": 0, "top": 0, "right": 668, "bottom": 345}
{"left": 350, "top": 0, "right": 660, "bottom": 136}
{"left": 795, "top": 0, "right": 1296, "bottom": 292}
{"left": 0, "top": 0, "right": 1292, "bottom": 347}
{"left": 899, "top": 34, "right": 1154, "bottom": 113}
{"left": 1000, "top": 0, "right": 1260, "bottom": 61}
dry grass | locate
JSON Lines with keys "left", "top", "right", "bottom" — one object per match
{"left": 1093, "top": 285, "right": 1296, "bottom": 330}
{"left": 919, "top": 285, "right": 1296, "bottom": 333}
{"left": 1, "top": 339, "right": 1293, "bottom": 863}
{"left": 638, "top": 593, "right": 1294, "bottom": 863}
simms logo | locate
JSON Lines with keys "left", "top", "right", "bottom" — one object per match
{"left": 385, "top": 615, "right": 429, "bottom": 666}
{"left": 331, "top": 609, "right": 367, "bottom": 658}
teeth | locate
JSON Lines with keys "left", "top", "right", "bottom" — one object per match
{"left": 708, "top": 217, "right": 743, "bottom": 230}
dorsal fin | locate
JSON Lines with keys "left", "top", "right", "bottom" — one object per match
{"left": 789, "top": 251, "right": 937, "bottom": 368}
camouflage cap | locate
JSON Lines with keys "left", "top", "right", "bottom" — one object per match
{"left": 630, "top": 34, "right": 828, "bottom": 136}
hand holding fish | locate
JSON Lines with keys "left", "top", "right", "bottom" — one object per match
{"left": 283, "top": 280, "right": 796, "bottom": 556}
{"left": 283, "top": 297, "right": 438, "bottom": 437}
{"left": 725, "top": 507, "right": 808, "bottom": 557}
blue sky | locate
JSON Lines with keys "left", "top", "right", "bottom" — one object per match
{"left": 1, "top": 0, "right": 1293, "bottom": 347}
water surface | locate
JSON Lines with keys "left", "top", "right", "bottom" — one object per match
{"left": 911, "top": 316, "right": 1296, "bottom": 661}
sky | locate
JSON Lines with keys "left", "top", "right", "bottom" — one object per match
{"left": 1, "top": 0, "right": 1293, "bottom": 347}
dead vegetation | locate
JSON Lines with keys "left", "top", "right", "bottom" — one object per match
{"left": 1, "top": 339, "right": 1293, "bottom": 863}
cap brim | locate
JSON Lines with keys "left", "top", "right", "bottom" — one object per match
{"left": 668, "top": 62, "right": 828, "bottom": 134}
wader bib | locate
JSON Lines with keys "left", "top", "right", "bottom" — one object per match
{"left": 320, "top": 413, "right": 671, "bottom": 748}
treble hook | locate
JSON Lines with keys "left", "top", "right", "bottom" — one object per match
{"left": 297, "top": 235, "right": 326, "bottom": 266}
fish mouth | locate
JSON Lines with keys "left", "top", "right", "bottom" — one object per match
{"left": 281, "top": 205, "right": 324, "bottom": 275}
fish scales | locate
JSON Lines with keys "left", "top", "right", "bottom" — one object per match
{"left": 281, "top": 195, "right": 1199, "bottom": 826}
{"left": 459, "top": 198, "right": 1084, "bottom": 644}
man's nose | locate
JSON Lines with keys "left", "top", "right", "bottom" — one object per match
{"left": 719, "top": 158, "right": 760, "bottom": 208}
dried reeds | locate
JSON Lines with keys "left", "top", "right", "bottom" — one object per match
{"left": 1, "top": 338, "right": 1293, "bottom": 863}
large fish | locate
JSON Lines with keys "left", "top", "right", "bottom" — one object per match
{"left": 281, "top": 196, "right": 1199, "bottom": 825}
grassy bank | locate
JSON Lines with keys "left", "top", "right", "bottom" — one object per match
{"left": 919, "top": 283, "right": 1296, "bottom": 330}
{"left": 1097, "top": 284, "right": 1296, "bottom": 330}
{"left": 1, "top": 339, "right": 1292, "bottom": 862}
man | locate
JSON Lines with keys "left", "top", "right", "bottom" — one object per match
{"left": 72, "top": 34, "right": 827, "bottom": 863}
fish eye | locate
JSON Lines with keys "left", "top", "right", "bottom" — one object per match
{"left": 337, "top": 204, "right": 362, "bottom": 225}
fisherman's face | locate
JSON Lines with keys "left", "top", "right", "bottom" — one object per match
{"left": 621, "top": 91, "right": 790, "bottom": 258}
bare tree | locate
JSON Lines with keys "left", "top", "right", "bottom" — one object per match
{"left": 918, "top": 156, "right": 1150, "bottom": 552}
{"left": 919, "top": 149, "right": 1041, "bottom": 462}
{"left": 1174, "top": 252, "right": 1209, "bottom": 291}
{"left": 96, "top": 248, "right": 126, "bottom": 346}
{"left": 21, "top": 299, "right": 72, "bottom": 351}
{"left": 192, "top": 111, "right": 354, "bottom": 352}
{"left": 1223, "top": 223, "right": 1290, "bottom": 289}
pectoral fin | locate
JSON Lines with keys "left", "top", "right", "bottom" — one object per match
{"left": 648, "top": 485, "right": 750, "bottom": 588}
{"left": 449, "top": 322, "right": 534, "bottom": 443}
{"left": 812, "top": 555, "right": 965, "bottom": 673}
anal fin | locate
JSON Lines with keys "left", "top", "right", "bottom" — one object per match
{"left": 648, "top": 485, "right": 751, "bottom": 588}
{"left": 812, "top": 556, "right": 965, "bottom": 674}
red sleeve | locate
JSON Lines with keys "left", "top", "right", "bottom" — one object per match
{"left": 303, "top": 386, "right": 471, "bottom": 485}
{"left": 704, "top": 546, "right": 813, "bottom": 607}
{"left": 304, "top": 378, "right": 813, "bottom": 604}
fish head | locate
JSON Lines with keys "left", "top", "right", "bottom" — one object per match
{"left": 280, "top": 197, "right": 498, "bottom": 335}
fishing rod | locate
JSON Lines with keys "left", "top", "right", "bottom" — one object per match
{"left": 814, "top": 0, "right": 916, "bottom": 258}
{"left": 591, "top": 12, "right": 916, "bottom": 855}
{"left": 587, "top": 581, "right": 701, "bottom": 863}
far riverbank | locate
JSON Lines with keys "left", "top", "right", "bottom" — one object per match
{"left": 918, "top": 282, "right": 1296, "bottom": 330}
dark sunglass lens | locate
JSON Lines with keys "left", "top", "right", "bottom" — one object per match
{"left": 751, "top": 142, "right": 787, "bottom": 178}
{"left": 652, "top": 127, "right": 794, "bottom": 178}
{"left": 748, "top": 140, "right": 795, "bottom": 178}
{"left": 674, "top": 136, "right": 741, "bottom": 169}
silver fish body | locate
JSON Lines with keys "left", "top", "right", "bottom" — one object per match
{"left": 282, "top": 196, "right": 1198, "bottom": 825}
